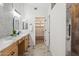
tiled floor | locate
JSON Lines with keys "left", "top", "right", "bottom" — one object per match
{"left": 24, "top": 43, "right": 52, "bottom": 56}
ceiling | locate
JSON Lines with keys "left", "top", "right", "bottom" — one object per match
{"left": 13, "top": 3, "right": 50, "bottom": 20}
{"left": 26, "top": 3, "right": 49, "bottom": 8}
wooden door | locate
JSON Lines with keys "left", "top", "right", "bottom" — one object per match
{"left": 70, "top": 4, "right": 79, "bottom": 55}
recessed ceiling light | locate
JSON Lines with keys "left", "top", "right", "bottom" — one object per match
{"left": 34, "top": 7, "right": 38, "bottom": 10}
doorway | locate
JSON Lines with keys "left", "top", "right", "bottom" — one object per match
{"left": 35, "top": 17, "right": 45, "bottom": 44}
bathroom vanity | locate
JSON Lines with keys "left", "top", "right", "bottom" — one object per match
{"left": 0, "top": 31, "right": 29, "bottom": 56}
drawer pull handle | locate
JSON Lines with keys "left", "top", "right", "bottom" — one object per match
{"left": 11, "top": 52, "right": 15, "bottom": 55}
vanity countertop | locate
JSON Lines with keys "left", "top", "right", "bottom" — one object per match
{"left": 0, "top": 30, "right": 29, "bottom": 52}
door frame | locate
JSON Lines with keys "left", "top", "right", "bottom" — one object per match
{"left": 48, "top": 15, "right": 50, "bottom": 49}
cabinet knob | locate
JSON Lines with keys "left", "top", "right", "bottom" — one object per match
{"left": 11, "top": 52, "right": 15, "bottom": 55}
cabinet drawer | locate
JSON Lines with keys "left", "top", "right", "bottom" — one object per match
{"left": 1, "top": 43, "right": 18, "bottom": 56}
{"left": 8, "top": 47, "right": 18, "bottom": 56}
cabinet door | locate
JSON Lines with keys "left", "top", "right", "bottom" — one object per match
{"left": 18, "top": 38, "right": 25, "bottom": 56}
{"left": 25, "top": 35, "right": 29, "bottom": 50}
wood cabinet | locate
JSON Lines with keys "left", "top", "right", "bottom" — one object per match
{"left": 18, "top": 37, "right": 25, "bottom": 56}
{"left": 0, "top": 34, "right": 29, "bottom": 56}
{"left": 0, "top": 42, "right": 18, "bottom": 56}
{"left": 18, "top": 35, "right": 29, "bottom": 56}
{"left": 24, "top": 35, "right": 29, "bottom": 51}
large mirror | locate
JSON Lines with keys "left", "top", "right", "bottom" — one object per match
{"left": 12, "top": 9, "right": 21, "bottom": 35}
{"left": 13, "top": 16, "right": 19, "bottom": 33}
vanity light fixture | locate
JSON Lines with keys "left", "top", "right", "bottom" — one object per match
{"left": 12, "top": 9, "right": 21, "bottom": 18}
